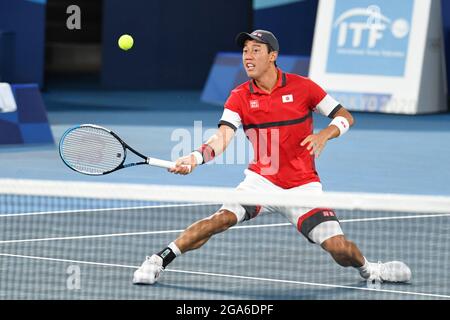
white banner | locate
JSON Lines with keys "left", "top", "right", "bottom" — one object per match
{"left": 309, "top": 0, "right": 447, "bottom": 114}
{"left": 0, "top": 83, "right": 17, "bottom": 113}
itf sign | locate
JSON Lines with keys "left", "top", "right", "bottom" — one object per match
{"left": 309, "top": 0, "right": 447, "bottom": 114}
{"left": 327, "top": 0, "right": 413, "bottom": 77}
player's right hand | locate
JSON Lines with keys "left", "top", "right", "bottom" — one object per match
{"left": 168, "top": 153, "right": 197, "bottom": 175}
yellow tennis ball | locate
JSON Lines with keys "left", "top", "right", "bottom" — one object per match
{"left": 118, "top": 34, "right": 134, "bottom": 51}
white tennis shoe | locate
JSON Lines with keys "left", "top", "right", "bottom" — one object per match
{"left": 133, "top": 255, "right": 164, "bottom": 285}
{"left": 363, "top": 261, "right": 412, "bottom": 283}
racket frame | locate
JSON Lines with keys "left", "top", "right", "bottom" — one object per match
{"left": 59, "top": 124, "right": 176, "bottom": 175}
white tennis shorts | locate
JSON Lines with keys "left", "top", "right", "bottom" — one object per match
{"left": 220, "top": 169, "right": 344, "bottom": 245}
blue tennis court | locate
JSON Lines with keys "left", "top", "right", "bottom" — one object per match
{"left": 0, "top": 200, "right": 449, "bottom": 299}
{"left": 0, "top": 85, "right": 449, "bottom": 300}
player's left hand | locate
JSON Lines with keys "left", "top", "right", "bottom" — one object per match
{"left": 300, "top": 132, "right": 329, "bottom": 158}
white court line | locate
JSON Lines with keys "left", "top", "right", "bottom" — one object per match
{"left": 0, "top": 213, "right": 449, "bottom": 245}
{"left": 340, "top": 213, "right": 450, "bottom": 223}
{"left": 0, "top": 252, "right": 448, "bottom": 300}
{"left": 0, "top": 203, "right": 215, "bottom": 218}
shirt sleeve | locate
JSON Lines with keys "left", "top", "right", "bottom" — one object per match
{"left": 219, "top": 90, "right": 243, "bottom": 131}
{"left": 308, "top": 79, "right": 341, "bottom": 118}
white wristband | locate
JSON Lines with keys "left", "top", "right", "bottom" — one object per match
{"left": 191, "top": 150, "right": 204, "bottom": 165}
{"left": 329, "top": 116, "right": 350, "bottom": 136}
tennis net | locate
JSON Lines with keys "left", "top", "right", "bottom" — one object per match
{"left": 0, "top": 178, "right": 449, "bottom": 300}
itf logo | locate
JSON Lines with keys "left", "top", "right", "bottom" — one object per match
{"left": 326, "top": 0, "right": 414, "bottom": 77}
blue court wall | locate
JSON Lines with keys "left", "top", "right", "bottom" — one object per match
{"left": 253, "top": 0, "right": 319, "bottom": 56}
{"left": 0, "top": 0, "right": 46, "bottom": 88}
{"left": 443, "top": 0, "right": 450, "bottom": 100}
{"left": 101, "top": 0, "right": 252, "bottom": 90}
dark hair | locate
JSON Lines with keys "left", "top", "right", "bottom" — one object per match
{"left": 267, "top": 44, "right": 278, "bottom": 67}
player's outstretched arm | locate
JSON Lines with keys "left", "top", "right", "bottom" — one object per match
{"left": 169, "top": 125, "right": 236, "bottom": 175}
{"left": 301, "top": 106, "right": 354, "bottom": 158}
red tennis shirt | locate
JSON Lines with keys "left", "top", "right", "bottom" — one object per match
{"left": 219, "top": 69, "right": 341, "bottom": 189}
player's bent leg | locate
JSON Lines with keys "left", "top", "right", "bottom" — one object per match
{"left": 133, "top": 209, "right": 238, "bottom": 285}
{"left": 175, "top": 209, "right": 238, "bottom": 253}
{"left": 305, "top": 218, "right": 365, "bottom": 269}
{"left": 321, "top": 235, "right": 365, "bottom": 268}
{"left": 293, "top": 207, "right": 411, "bottom": 283}
{"left": 320, "top": 234, "right": 412, "bottom": 283}
{"left": 133, "top": 170, "right": 265, "bottom": 285}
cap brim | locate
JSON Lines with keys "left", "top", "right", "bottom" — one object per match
{"left": 235, "top": 32, "right": 265, "bottom": 48}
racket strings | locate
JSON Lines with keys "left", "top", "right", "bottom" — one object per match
{"left": 61, "top": 127, "right": 125, "bottom": 175}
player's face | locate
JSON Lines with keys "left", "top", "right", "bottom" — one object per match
{"left": 242, "top": 40, "right": 275, "bottom": 79}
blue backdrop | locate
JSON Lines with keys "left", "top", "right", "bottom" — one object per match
{"left": 101, "top": 0, "right": 252, "bottom": 90}
{"left": 0, "top": 0, "right": 46, "bottom": 88}
{"left": 253, "top": 0, "right": 319, "bottom": 56}
{"left": 1, "top": 0, "right": 446, "bottom": 97}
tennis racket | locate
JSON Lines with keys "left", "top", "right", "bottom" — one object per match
{"left": 59, "top": 124, "right": 181, "bottom": 175}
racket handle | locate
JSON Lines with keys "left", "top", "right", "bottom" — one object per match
{"left": 146, "top": 158, "right": 176, "bottom": 169}
{"left": 146, "top": 158, "right": 192, "bottom": 172}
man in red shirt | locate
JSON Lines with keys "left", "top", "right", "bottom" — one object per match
{"left": 133, "top": 30, "right": 411, "bottom": 286}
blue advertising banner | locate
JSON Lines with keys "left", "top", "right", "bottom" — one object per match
{"left": 0, "top": 0, "right": 46, "bottom": 88}
{"left": 327, "top": 0, "right": 414, "bottom": 77}
{"left": 0, "top": 84, "right": 53, "bottom": 145}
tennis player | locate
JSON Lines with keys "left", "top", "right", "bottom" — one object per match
{"left": 133, "top": 30, "right": 411, "bottom": 285}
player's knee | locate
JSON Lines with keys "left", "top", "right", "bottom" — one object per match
{"left": 208, "top": 209, "right": 237, "bottom": 233}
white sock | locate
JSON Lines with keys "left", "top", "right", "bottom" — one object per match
{"left": 168, "top": 242, "right": 182, "bottom": 256}
{"left": 356, "top": 257, "right": 371, "bottom": 279}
